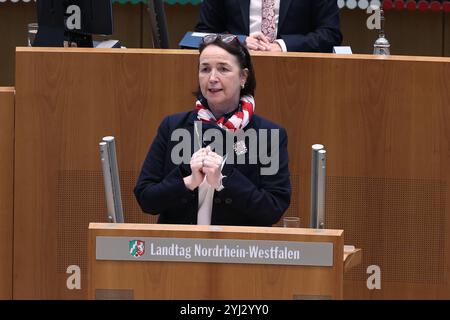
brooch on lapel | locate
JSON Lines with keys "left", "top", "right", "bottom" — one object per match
{"left": 233, "top": 140, "right": 247, "bottom": 156}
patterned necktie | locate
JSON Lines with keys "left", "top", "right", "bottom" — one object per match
{"left": 261, "top": 0, "right": 276, "bottom": 42}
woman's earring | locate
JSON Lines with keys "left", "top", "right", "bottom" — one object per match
{"left": 241, "top": 84, "right": 245, "bottom": 89}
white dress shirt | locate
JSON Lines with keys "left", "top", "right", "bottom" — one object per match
{"left": 197, "top": 159, "right": 226, "bottom": 225}
{"left": 249, "top": 0, "right": 288, "bottom": 52}
{"left": 197, "top": 177, "right": 215, "bottom": 225}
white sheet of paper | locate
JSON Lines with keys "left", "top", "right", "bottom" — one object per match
{"left": 191, "top": 32, "right": 214, "bottom": 37}
{"left": 333, "top": 46, "right": 353, "bottom": 54}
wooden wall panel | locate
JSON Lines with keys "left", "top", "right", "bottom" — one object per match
{"left": 109, "top": 3, "right": 143, "bottom": 49}
{"left": 14, "top": 48, "right": 450, "bottom": 299}
{"left": 165, "top": 4, "right": 200, "bottom": 48}
{"left": 0, "top": 87, "right": 14, "bottom": 300}
{"left": 0, "top": 2, "right": 35, "bottom": 86}
{"left": 445, "top": 12, "right": 450, "bottom": 57}
{"left": 383, "top": 10, "right": 444, "bottom": 56}
{"left": 340, "top": 9, "right": 444, "bottom": 56}
{"left": 141, "top": 3, "right": 200, "bottom": 49}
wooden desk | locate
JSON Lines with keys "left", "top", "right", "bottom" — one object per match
{"left": 0, "top": 87, "right": 14, "bottom": 299}
{"left": 13, "top": 48, "right": 450, "bottom": 299}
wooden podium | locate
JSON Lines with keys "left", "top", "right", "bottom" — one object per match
{"left": 88, "top": 223, "right": 347, "bottom": 300}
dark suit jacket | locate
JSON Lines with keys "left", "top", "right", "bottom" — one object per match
{"left": 195, "top": 0, "right": 342, "bottom": 53}
{"left": 134, "top": 111, "right": 291, "bottom": 226}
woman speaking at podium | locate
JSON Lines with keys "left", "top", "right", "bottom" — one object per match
{"left": 134, "top": 35, "right": 291, "bottom": 226}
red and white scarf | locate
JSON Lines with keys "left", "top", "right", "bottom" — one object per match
{"left": 196, "top": 95, "right": 255, "bottom": 132}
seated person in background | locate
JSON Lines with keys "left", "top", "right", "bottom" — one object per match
{"left": 195, "top": 0, "right": 343, "bottom": 53}
{"left": 134, "top": 35, "right": 291, "bottom": 226}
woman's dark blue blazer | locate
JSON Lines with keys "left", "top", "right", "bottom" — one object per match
{"left": 134, "top": 111, "right": 291, "bottom": 226}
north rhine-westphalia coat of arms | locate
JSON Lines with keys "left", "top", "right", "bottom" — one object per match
{"left": 129, "top": 240, "right": 145, "bottom": 258}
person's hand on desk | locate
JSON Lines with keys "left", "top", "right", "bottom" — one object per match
{"left": 246, "top": 32, "right": 282, "bottom": 52}
{"left": 264, "top": 42, "right": 282, "bottom": 52}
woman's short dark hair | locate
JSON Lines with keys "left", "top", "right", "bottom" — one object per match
{"left": 195, "top": 36, "right": 256, "bottom": 98}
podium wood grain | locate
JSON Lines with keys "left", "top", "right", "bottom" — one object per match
{"left": 14, "top": 48, "right": 450, "bottom": 299}
{"left": 0, "top": 87, "right": 14, "bottom": 299}
{"left": 88, "top": 224, "right": 344, "bottom": 300}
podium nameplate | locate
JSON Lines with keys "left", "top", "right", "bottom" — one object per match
{"left": 96, "top": 236, "right": 333, "bottom": 267}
